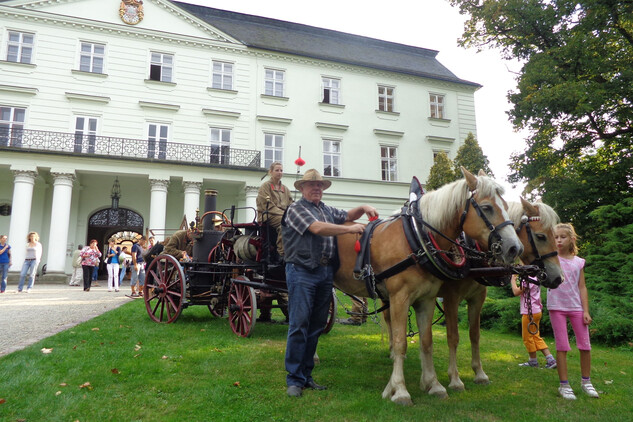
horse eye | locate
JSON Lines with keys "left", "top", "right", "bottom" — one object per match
{"left": 481, "top": 205, "right": 494, "bottom": 214}
{"left": 535, "top": 234, "right": 547, "bottom": 242}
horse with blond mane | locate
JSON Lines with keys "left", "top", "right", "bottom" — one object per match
{"left": 334, "top": 168, "right": 523, "bottom": 405}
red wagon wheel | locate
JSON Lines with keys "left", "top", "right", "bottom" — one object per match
{"left": 144, "top": 254, "right": 186, "bottom": 323}
{"left": 323, "top": 288, "right": 338, "bottom": 334}
{"left": 228, "top": 275, "right": 257, "bottom": 337}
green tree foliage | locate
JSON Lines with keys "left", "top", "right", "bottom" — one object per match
{"left": 450, "top": 0, "right": 633, "bottom": 240}
{"left": 453, "top": 132, "right": 494, "bottom": 177}
{"left": 426, "top": 151, "right": 457, "bottom": 191}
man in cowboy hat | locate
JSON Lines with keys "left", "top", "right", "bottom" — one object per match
{"left": 282, "top": 168, "right": 378, "bottom": 397}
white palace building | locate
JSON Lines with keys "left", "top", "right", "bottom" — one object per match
{"left": 0, "top": 0, "right": 480, "bottom": 281}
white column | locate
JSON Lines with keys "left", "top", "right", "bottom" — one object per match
{"left": 149, "top": 179, "right": 169, "bottom": 242}
{"left": 182, "top": 181, "right": 202, "bottom": 227}
{"left": 45, "top": 172, "right": 75, "bottom": 275}
{"left": 244, "top": 185, "right": 259, "bottom": 224}
{"left": 8, "top": 170, "right": 37, "bottom": 271}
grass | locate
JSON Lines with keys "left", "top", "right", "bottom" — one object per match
{"left": 1, "top": 292, "right": 632, "bottom": 422}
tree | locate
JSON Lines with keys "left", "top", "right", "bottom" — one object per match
{"left": 453, "top": 132, "right": 494, "bottom": 177}
{"left": 425, "top": 151, "right": 457, "bottom": 191}
{"left": 449, "top": 0, "right": 633, "bottom": 239}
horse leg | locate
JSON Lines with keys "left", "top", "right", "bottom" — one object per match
{"left": 468, "top": 286, "right": 490, "bottom": 385}
{"left": 416, "top": 298, "right": 448, "bottom": 398}
{"left": 381, "top": 291, "right": 413, "bottom": 406}
{"left": 443, "top": 292, "right": 465, "bottom": 391}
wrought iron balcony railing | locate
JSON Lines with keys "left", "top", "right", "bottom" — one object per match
{"left": 0, "top": 128, "right": 262, "bottom": 168}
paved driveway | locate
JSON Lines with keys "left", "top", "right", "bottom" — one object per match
{"left": 0, "top": 284, "right": 131, "bottom": 356}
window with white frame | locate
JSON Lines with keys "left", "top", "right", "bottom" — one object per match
{"left": 264, "top": 68, "right": 285, "bottom": 97}
{"left": 323, "top": 139, "right": 341, "bottom": 177}
{"left": 212, "top": 61, "right": 233, "bottom": 90}
{"left": 429, "top": 94, "right": 445, "bottom": 119}
{"left": 6, "top": 31, "right": 34, "bottom": 64}
{"left": 321, "top": 77, "right": 341, "bottom": 104}
{"left": 74, "top": 116, "right": 98, "bottom": 154}
{"left": 79, "top": 42, "right": 105, "bottom": 73}
{"left": 264, "top": 133, "right": 284, "bottom": 169}
{"left": 378, "top": 86, "right": 394, "bottom": 112}
{"left": 381, "top": 146, "right": 398, "bottom": 181}
{"left": 149, "top": 52, "right": 173, "bottom": 82}
{"left": 147, "top": 123, "right": 169, "bottom": 159}
{"left": 210, "top": 127, "right": 231, "bottom": 165}
{"left": 0, "top": 106, "right": 26, "bottom": 147}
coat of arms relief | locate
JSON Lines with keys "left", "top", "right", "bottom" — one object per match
{"left": 119, "top": 0, "right": 144, "bottom": 25}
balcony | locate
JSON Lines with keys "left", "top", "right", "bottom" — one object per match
{"left": 0, "top": 128, "right": 262, "bottom": 168}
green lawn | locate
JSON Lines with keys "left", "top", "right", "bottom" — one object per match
{"left": 1, "top": 293, "right": 631, "bottom": 422}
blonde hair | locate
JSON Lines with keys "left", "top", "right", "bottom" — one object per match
{"left": 27, "top": 231, "right": 39, "bottom": 242}
{"left": 268, "top": 161, "right": 283, "bottom": 175}
{"left": 555, "top": 223, "right": 579, "bottom": 255}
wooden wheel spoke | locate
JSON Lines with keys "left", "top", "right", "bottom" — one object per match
{"left": 144, "top": 254, "right": 186, "bottom": 324}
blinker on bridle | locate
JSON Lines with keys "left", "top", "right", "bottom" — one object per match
{"left": 458, "top": 189, "right": 515, "bottom": 254}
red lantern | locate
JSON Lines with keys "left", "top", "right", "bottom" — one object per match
{"left": 294, "top": 157, "right": 306, "bottom": 166}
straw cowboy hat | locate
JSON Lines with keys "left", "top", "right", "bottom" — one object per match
{"left": 294, "top": 168, "right": 332, "bottom": 190}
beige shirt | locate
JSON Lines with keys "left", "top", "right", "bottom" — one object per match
{"left": 256, "top": 180, "right": 293, "bottom": 223}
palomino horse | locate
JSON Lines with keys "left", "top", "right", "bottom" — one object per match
{"left": 438, "top": 198, "right": 563, "bottom": 391}
{"left": 334, "top": 168, "right": 523, "bottom": 405}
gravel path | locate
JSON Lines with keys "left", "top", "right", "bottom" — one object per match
{"left": 0, "top": 284, "right": 132, "bottom": 356}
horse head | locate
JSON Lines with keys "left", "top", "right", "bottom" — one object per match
{"left": 508, "top": 199, "right": 563, "bottom": 289}
{"left": 420, "top": 167, "right": 523, "bottom": 266}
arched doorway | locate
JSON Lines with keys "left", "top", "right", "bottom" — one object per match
{"left": 87, "top": 208, "right": 144, "bottom": 279}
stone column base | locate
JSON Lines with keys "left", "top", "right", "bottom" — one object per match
{"left": 40, "top": 272, "right": 70, "bottom": 284}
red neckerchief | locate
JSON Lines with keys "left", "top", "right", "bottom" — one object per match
{"left": 270, "top": 182, "right": 285, "bottom": 193}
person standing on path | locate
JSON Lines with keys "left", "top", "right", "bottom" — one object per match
{"left": 17, "top": 232, "right": 42, "bottom": 293}
{"left": 0, "top": 235, "right": 11, "bottom": 293}
{"left": 130, "top": 236, "right": 148, "bottom": 297}
{"left": 105, "top": 239, "right": 121, "bottom": 292}
{"left": 68, "top": 244, "right": 83, "bottom": 286}
{"left": 80, "top": 240, "right": 101, "bottom": 292}
{"left": 281, "top": 169, "right": 377, "bottom": 397}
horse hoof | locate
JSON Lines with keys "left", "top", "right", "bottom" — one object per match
{"left": 448, "top": 382, "right": 465, "bottom": 391}
{"left": 428, "top": 386, "right": 449, "bottom": 399}
{"left": 392, "top": 395, "right": 414, "bottom": 406}
{"left": 474, "top": 377, "right": 490, "bottom": 385}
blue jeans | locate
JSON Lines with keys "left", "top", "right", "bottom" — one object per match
{"left": 284, "top": 263, "right": 333, "bottom": 387}
{"left": 17, "top": 259, "right": 37, "bottom": 291}
{"left": 119, "top": 266, "right": 127, "bottom": 284}
{"left": 0, "top": 262, "right": 9, "bottom": 292}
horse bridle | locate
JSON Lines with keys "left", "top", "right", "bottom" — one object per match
{"left": 516, "top": 214, "right": 558, "bottom": 282}
{"left": 458, "top": 189, "right": 515, "bottom": 258}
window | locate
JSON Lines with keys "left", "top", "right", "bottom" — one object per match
{"left": 378, "top": 86, "right": 394, "bottom": 112}
{"left": 147, "top": 123, "right": 169, "bottom": 159}
{"left": 79, "top": 42, "right": 105, "bottom": 73}
{"left": 210, "top": 127, "right": 231, "bottom": 165}
{"left": 74, "top": 116, "right": 98, "bottom": 154}
{"left": 264, "top": 68, "right": 285, "bottom": 97}
{"left": 322, "top": 77, "right": 341, "bottom": 104}
{"left": 430, "top": 94, "right": 445, "bottom": 119}
{"left": 149, "top": 52, "right": 173, "bottom": 82}
{"left": 212, "top": 61, "right": 233, "bottom": 90}
{"left": 264, "top": 133, "right": 284, "bottom": 169}
{"left": 0, "top": 106, "right": 26, "bottom": 147}
{"left": 381, "top": 146, "right": 398, "bottom": 181}
{"left": 323, "top": 139, "right": 341, "bottom": 177}
{"left": 6, "top": 31, "right": 34, "bottom": 64}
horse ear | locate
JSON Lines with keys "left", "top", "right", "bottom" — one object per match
{"left": 461, "top": 166, "right": 478, "bottom": 191}
{"left": 478, "top": 169, "right": 487, "bottom": 177}
{"left": 520, "top": 197, "right": 538, "bottom": 217}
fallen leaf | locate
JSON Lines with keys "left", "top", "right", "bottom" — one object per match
{"left": 233, "top": 381, "right": 240, "bottom": 387}
{"left": 72, "top": 345, "right": 77, "bottom": 350}
{"left": 0, "top": 398, "right": 6, "bottom": 404}
{"left": 134, "top": 353, "right": 140, "bottom": 358}
{"left": 55, "top": 391, "right": 62, "bottom": 396}
{"left": 212, "top": 348, "right": 223, "bottom": 353}
{"left": 111, "top": 368, "right": 120, "bottom": 374}
{"left": 200, "top": 329, "right": 206, "bottom": 332}
{"left": 41, "top": 348, "right": 53, "bottom": 354}
{"left": 134, "top": 344, "right": 142, "bottom": 351}
{"left": 162, "top": 356, "right": 168, "bottom": 360}
{"left": 620, "top": 371, "right": 627, "bottom": 375}
{"left": 604, "top": 380, "right": 613, "bottom": 384}
{"left": 59, "top": 383, "right": 68, "bottom": 387}
{"left": 91, "top": 327, "right": 100, "bottom": 331}
{"left": 79, "top": 382, "right": 93, "bottom": 390}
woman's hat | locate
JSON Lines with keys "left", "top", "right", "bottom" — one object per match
{"left": 294, "top": 169, "right": 332, "bottom": 190}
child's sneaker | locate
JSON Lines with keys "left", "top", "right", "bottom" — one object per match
{"left": 559, "top": 385, "right": 576, "bottom": 400}
{"left": 545, "top": 360, "right": 557, "bottom": 369}
{"left": 581, "top": 383, "right": 599, "bottom": 398}
{"left": 518, "top": 361, "right": 538, "bottom": 368}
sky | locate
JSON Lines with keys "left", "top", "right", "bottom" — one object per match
{"left": 180, "top": 0, "right": 527, "bottom": 200}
